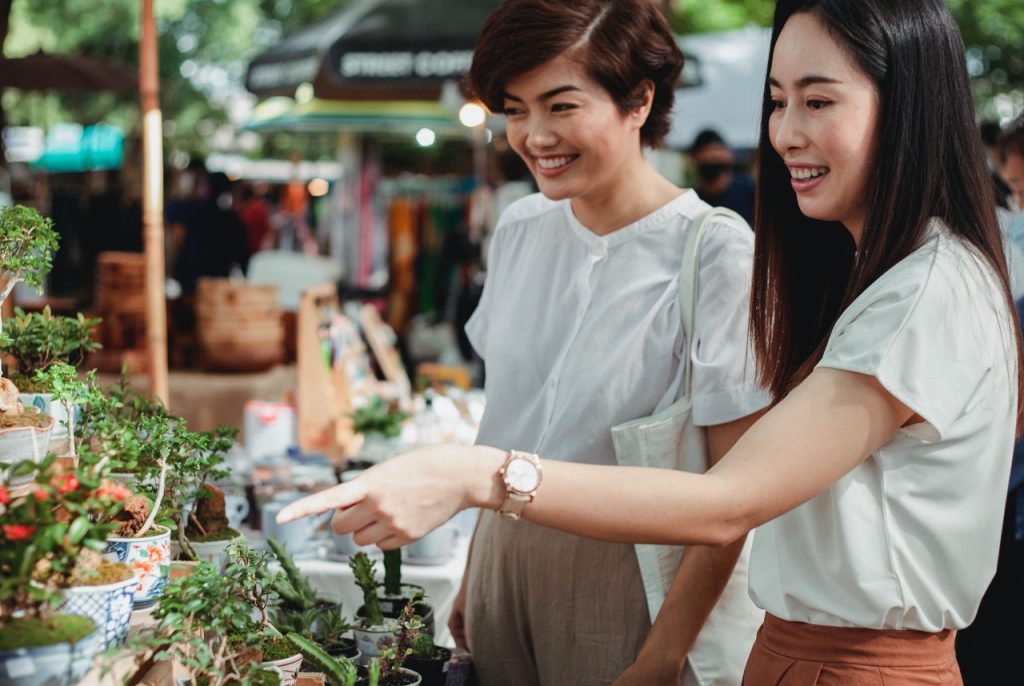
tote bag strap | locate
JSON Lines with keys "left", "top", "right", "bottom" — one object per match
{"left": 678, "top": 206, "right": 747, "bottom": 393}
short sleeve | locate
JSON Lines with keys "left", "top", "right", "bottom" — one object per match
{"left": 817, "top": 245, "right": 999, "bottom": 441}
{"left": 691, "top": 218, "right": 772, "bottom": 425}
{"left": 464, "top": 225, "right": 503, "bottom": 360}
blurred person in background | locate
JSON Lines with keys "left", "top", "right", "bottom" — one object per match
{"left": 688, "top": 129, "right": 756, "bottom": 225}
{"left": 238, "top": 181, "right": 271, "bottom": 255}
{"left": 981, "top": 120, "right": 1012, "bottom": 210}
{"left": 955, "top": 114, "right": 1024, "bottom": 686}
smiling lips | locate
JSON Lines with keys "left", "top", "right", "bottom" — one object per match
{"left": 535, "top": 154, "right": 579, "bottom": 176}
{"left": 788, "top": 165, "right": 830, "bottom": 192}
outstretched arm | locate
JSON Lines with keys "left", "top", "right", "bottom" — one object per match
{"left": 279, "top": 367, "right": 912, "bottom": 548}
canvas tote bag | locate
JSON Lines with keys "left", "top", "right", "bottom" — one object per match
{"left": 611, "top": 205, "right": 763, "bottom": 686}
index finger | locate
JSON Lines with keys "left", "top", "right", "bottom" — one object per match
{"left": 276, "top": 481, "right": 368, "bottom": 524}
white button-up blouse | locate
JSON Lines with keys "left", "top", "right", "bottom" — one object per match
{"left": 466, "top": 191, "right": 770, "bottom": 465}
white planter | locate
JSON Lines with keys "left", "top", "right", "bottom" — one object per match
{"left": 102, "top": 525, "right": 171, "bottom": 610}
{"left": 187, "top": 533, "right": 244, "bottom": 571}
{"left": 19, "top": 392, "right": 71, "bottom": 452}
{"left": 59, "top": 575, "right": 136, "bottom": 649}
{"left": 262, "top": 651, "right": 303, "bottom": 686}
{"left": 352, "top": 619, "right": 398, "bottom": 665}
{"left": 0, "top": 625, "right": 101, "bottom": 686}
{"left": 0, "top": 415, "right": 55, "bottom": 486}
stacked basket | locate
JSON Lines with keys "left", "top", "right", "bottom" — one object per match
{"left": 195, "top": 278, "right": 284, "bottom": 372}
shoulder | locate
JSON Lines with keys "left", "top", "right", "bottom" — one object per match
{"left": 493, "top": 193, "right": 564, "bottom": 237}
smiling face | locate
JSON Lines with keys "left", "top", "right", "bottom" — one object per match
{"left": 768, "top": 12, "right": 880, "bottom": 242}
{"left": 502, "top": 53, "right": 650, "bottom": 205}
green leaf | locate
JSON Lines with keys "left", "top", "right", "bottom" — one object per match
{"left": 68, "top": 515, "right": 91, "bottom": 545}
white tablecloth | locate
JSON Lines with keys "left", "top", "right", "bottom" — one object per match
{"left": 294, "top": 538, "right": 469, "bottom": 647}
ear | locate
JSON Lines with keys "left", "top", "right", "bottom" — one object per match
{"left": 628, "top": 80, "right": 656, "bottom": 130}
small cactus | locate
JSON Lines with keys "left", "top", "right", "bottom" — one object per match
{"left": 285, "top": 632, "right": 357, "bottom": 686}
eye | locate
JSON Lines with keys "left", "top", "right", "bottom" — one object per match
{"left": 551, "top": 103, "right": 577, "bottom": 113}
{"left": 769, "top": 98, "right": 785, "bottom": 111}
{"left": 503, "top": 106, "right": 524, "bottom": 117}
{"left": 807, "top": 99, "right": 831, "bottom": 110}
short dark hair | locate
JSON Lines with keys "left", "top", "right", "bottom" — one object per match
{"left": 468, "top": 0, "right": 683, "bottom": 148}
{"left": 997, "top": 116, "right": 1024, "bottom": 165}
{"left": 689, "top": 129, "right": 727, "bottom": 154}
{"left": 980, "top": 120, "right": 1003, "bottom": 148}
{"left": 750, "top": 0, "right": 1024, "bottom": 431}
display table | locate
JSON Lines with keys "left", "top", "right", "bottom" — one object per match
{"left": 295, "top": 537, "right": 469, "bottom": 648}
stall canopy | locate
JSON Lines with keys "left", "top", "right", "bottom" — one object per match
{"left": 242, "top": 96, "right": 464, "bottom": 137}
{"left": 246, "top": 0, "right": 502, "bottom": 101}
{"left": 0, "top": 51, "right": 138, "bottom": 92}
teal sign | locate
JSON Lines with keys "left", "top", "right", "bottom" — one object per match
{"left": 32, "top": 123, "right": 124, "bottom": 173}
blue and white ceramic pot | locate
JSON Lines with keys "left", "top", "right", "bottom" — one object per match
{"left": 102, "top": 525, "right": 171, "bottom": 610}
{"left": 0, "top": 625, "right": 101, "bottom": 686}
{"left": 59, "top": 574, "right": 136, "bottom": 649}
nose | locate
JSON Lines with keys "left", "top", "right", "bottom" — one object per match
{"left": 770, "top": 105, "right": 806, "bottom": 155}
{"left": 524, "top": 116, "right": 558, "bottom": 151}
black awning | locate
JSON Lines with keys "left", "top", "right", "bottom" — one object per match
{"left": 246, "top": 0, "right": 501, "bottom": 101}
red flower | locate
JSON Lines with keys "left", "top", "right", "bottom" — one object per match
{"left": 96, "top": 480, "right": 131, "bottom": 501}
{"left": 0, "top": 485, "right": 8, "bottom": 505}
{"left": 33, "top": 489, "right": 48, "bottom": 502}
{"left": 3, "top": 524, "right": 35, "bottom": 541}
{"left": 58, "top": 476, "right": 80, "bottom": 495}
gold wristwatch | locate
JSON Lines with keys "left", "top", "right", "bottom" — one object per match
{"left": 497, "top": 450, "right": 542, "bottom": 520}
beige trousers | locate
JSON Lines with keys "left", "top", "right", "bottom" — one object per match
{"left": 465, "top": 510, "right": 653, "bottom": 686}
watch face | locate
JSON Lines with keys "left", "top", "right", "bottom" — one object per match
{"left": 506, "top": 457, "right": 540, "bottom": 493}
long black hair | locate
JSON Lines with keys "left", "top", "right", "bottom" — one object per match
{"left": 750, "top": 0, "right": 1024, "bottom": 431}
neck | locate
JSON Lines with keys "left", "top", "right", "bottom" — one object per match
{"left": 571, "top": 157, "right": 681, "bottom": 235}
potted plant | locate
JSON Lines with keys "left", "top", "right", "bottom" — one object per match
{"left": 30, "top": 364, "right": 93, "bottom": 458}
{"left": 349, "top": 553, "right": 398, "bottom": 664}
{"left": 268, "top": 539, "right": 360, "bottom": 661}
{"left": 124, "top": 559, "right": 280, "bottom": 686}
{"left": 220, "top": 542, "right": 305, "bottom": 684}
{"left": 350, "top": 398, "right": 409, "bottom": 462}
{"left": 0, "top": 205, "right": 61, "bottom": 475}
{"left": 2, "top": 307, "right": 101, "bottom": 447}
{"left": 0, "top": 205, "right": 61, "bottom": 380}
{"left": 99, "top": 431, "right": 171, "bottom": 611}
{"left": 0, "top": 458, "right": 102, "bottom": 685}
{"left": 378, "top": 549, "right": 433, "bottom": 638}
{"left": 25, "top": 455, "right": 139, "bottom": 650}
{"left": 399, "top": 598, "right": 451, "bottom": 686}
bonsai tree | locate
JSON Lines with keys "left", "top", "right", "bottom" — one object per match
{"left": 0, "top": 205, "right": 61, "bottom": 379}
{"left": 125, "top": 559, "right": 279, "bottom": 686}
{"left": 0, "top": 454, "right": 128, "bottom": 653}
{"left": 1, "top": 307, "right": 101, "bottom": 391}
{"left": 32, "top": 364, "right": 94, "bottom": 458}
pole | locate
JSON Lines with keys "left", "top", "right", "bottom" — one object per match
{"left": 140, "top": 0, "right": 169, "bottom": 404}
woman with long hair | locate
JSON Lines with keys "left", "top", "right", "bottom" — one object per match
{"left": 282, "top": 0, "right": 1022, "bottom": 682}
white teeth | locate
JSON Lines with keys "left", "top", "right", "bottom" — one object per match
{"left": 789, "top": 166, "right": 829, "bottom": 180}
{"left": 537, "top": 156, "right": 575, "bottom": 169}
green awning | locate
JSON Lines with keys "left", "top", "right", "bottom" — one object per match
{"left": 242, "top": 96, "right": 467, "bottom": 138}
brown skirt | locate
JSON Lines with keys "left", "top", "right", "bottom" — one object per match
{"left": 742, "top": 613, "right": 962, "bottom": 686}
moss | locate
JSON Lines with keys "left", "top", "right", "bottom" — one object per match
{"left": 9, "top": 374, "right": 51, "bottom": 394}
{"left": 0, "top": 614, "right": 95, "bottom": 650}
{"left": 260, "top": 635, "right": 299, "bottom": 662}
{"left": 71, "top": 558, "right": 134, "bottom": 587}
{"left": 188, "top": 527, "right": 241, "bottom": 543}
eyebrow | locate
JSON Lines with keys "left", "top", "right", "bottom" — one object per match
{"left": 768, "top": 75, "right": 842, "bottom": 89}
{"left": 503, "top": 85, "right": 584, "bottom": 102}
